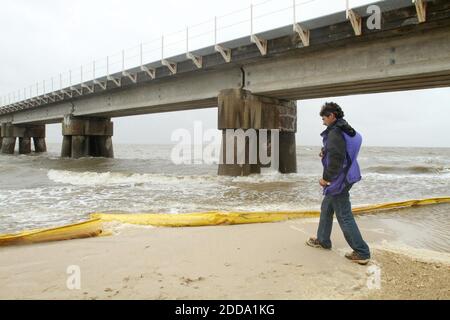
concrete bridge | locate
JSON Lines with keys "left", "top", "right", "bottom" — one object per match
{"left": 0, "top": 0, "right": 449, "bottom": 175}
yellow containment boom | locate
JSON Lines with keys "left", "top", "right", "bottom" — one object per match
{"left": 0, "top": 219, "right": 103, "bottom": 246}
{"left": 1, "top": 196, "right": 449, "bottom": 246}
{"left": 91, "top": 196, "right": 450, "bottom": 227}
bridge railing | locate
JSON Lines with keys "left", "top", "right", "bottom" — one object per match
{"left": 0, "top": 0, "right": 418, "bottom": 113}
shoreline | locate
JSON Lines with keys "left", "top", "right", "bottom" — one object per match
{"left": 0, "top": 217, "right": 448, "bottom": 300}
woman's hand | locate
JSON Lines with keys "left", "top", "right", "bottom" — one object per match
{"left": 319, "top": 178, "right": 330, "bottom": 187}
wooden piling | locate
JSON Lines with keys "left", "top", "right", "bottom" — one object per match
{"left": 18, "top": 137, "right": 31, "bottom": 154}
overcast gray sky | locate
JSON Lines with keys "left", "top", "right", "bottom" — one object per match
{"left": 1, "top": 0, "right": 449, "bottom": 147}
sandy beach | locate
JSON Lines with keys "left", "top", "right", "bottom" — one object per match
{"left": 1, "top": 216, "right": 448, "bottom": 300}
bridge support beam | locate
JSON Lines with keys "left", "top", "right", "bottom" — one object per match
{"left": 1, "top": 137, "right": 16, "bottom": 154}
{"left": 279, "top": 131, "right": 297, "bottom": 174}
{"left": 217, "top": 89, "right": 297, "bottom": 176}
{"left": 61, "top": 115, "right": 114, "bottom": 159}
{"left": 33, "top": 137, "right": 47, "bottom": 153}
{"left": 0, "top": 123, "right": 46, "bottom": 154}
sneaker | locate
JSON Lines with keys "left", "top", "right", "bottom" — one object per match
{"left": 345, "top": 251, "right": 370, "bottom": 265}
{"left": 305, "top": 237, "right": 331, "bottom": 250}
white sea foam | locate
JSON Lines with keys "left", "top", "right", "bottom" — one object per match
{"left": 231, "top": 170, "right": 303, "bottom": 183}
{"left": 47, "top": 169, "right": 219, "bottom": 186}
{"left": 46, "top": 168, "right": 310, "bottom": 186}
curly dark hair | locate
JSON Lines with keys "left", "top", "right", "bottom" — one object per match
{"left": 320, "top": 102, "right": 344, "bottom": 119}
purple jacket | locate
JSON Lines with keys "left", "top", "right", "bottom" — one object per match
{"left": 321, "top": 119, "right": 362, "bottom": 196}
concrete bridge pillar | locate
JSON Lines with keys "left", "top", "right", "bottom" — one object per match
{"left": 61, "top": 115, "right": 114, "bottom": 158}
{"left": 217, "top": 89, "right": 297, "bottom": 176}
{"left": 0, "top": 123, "right": 46, "bottom": 154}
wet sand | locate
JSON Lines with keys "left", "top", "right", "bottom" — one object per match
{"left": 0, "top": 217, "right": 449, "bottom": 300}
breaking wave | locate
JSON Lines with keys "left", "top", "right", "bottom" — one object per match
{"left": 47, "top": 169, "right": 218, "bottom": 186}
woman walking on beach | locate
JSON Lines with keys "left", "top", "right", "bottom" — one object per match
{"left": 306, "top": 102, "right": 371, "bottom": 265}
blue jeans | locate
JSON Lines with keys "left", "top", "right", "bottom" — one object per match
{"left": 317, "top": 184, "right": 370, "bottom": 259}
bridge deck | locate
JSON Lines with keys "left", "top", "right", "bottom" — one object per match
{"left": 1, "top": 0, "right": 449, "bottom": 125}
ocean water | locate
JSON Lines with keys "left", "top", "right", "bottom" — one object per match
{"left": 0, "top": 144, "right": 449, "bottom": 252}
